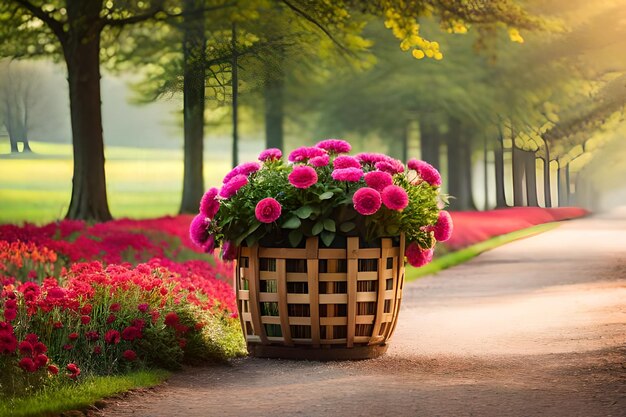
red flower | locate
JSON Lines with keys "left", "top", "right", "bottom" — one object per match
{"left": 48, "top": 364, "right": 59, "bottom": 375}
{"left": 25, "top": 333, "right": 38, "bottom": 344}
{"left": 122, "top": 349, "right": 137, "bottom": 361}
{"left": 81, "top": 304, "right": 93, "bottom": 315}
{"left": 80, "top": 315, "right": 91, "bottom": 325}
{"left": 53, "top": 321, "right": 63, "bottom": 329}
{"left": 121, "top": 326, "right": 141, "bottom": 341}
{"left": 63, "top": 344, "right": 73, "bottom": 350}
{"left": 18, "top": 341, "right": 33, "bottom": 357}
{"left": 194, "top": 322, "right": 205, "bottom": 331}
{"left": 137, "top": 303, "right": 149, "bottom": 313}
{"left": 0, "top": 331, "right": 17, "bottom": 354}
{"left": 175, "top": 324, "right": 189, "bottom": 334}
{"left": 106, "top": 314, "right": 116, "bottom": 324}
{"left": 66, "top": 363, "right": 80, "bottom": 379}
{"left": 131, "top": 319, "right": 146, "bottom": 329}
{"left": 93, "top": 345, "right": 102, "bottom": 354}
{"left": 46, "top": 287, "right": 65, "bottom": 299}
{"left": 85, "top": 331, "right": 100, "bottom": 341}
{"left": 160, "top": 287, "right": 168, "bottom": 296}
{"left": 68, "top": 332, "right": 79, "bottom": 341}
{"left": 19, "top": 357, "right": 37, "bottom": 373}
{"left": 33, "top": 342, "right": 47, "bottom": 355}
{"left": 34, "top": 354, "right": 48, "bottom": 368}
{"left": 178, "top": 338, "right": 187, "bottom": 349}
{"left": 110, "top": 303, "right": 121, "bottom": 312}
{"left": 164, "top": 312, "right": 179, "bottom": 327}
{"left": 3, "top": 308, "right": 17, "bottom": 322}
{"left": 104, "top": 329, "right": 121, "bottom": 345}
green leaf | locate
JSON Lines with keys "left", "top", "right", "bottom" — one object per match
{"left": 312, "top": 221, "right": 324, "bottom": 235}
{"left": 318, "top": 191, "right": 334, "bottom": 200}
{"left": 385, "top": 224, "right": 400, "bottom": 235}
{"left": 245, "top": 234, "right": 258, "bottom": 248}
{"left": 234, "top": 221, "right": 261, "bottom": 246}
{"left": 339, "top": 222, "right": 356, "bottom": 232}
{"left": 282, "top": 216, "right": 302, "bottom": 229}
{"left": 294, "top": 206, "right": 314, "bottom": 219}
{"left": 320, "top": 230, "right": 335, "bottom": 247}
{"left": 323, "top": 218, "right": 336, "bottom": 232}
{"left": 288, "top": 229, "right": 303, "bottom": 247}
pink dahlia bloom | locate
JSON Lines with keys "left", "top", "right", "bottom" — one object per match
{"left": 219, "top": 174, "right": 248, "bottom": 198}
{"left": 316, "top": 139, "right": 351, "bottom": 154}
{"left": 288, "top": 146, "right": 327, "bottom": 163}
{"left": 333, "top": 155, "right": 361, "bottom": 169}
{"left": 222, "top": 162, "right": 260, "bottom": 184}
{"left": 355, "top": 152, "right": 390, "bottom": 166}
{"left": 405, "top": 243, "right": 434, "bottom": 267}
{"left": 375, "top": 158, "right": 404, "bottom": 174}
{"left": 222, "top": 241, "right": 237, "bottom": 261}
{"left": 309, "top": 154, "right": 330, "bottom": 167}
{"left": 332, "top": 167, "right": 363, "bottom": 182}
{"left": 353, "top": 187, "right": 382, "bottom": 215}
{"left": 364, "top": 171, "right": 393, "bottom": 192}
{"left": 408, "top": 159, "right": 442, "bottom": 186}
{"left": 189, "top": 214, "right": 209, "bottom": 247}
{"left": 258, "top": 148, "right": 282, "bottom": 162}
{"left": 199, "top": 187, "right": 220, "bottom": 218}
{"left": 433, "top": 210, "right": 453, "bottom": 241}
{"left": 202, "top": 234, "right": 216, "bottom": 254}
{"left": 289, "top": 165, "right": 318, "bottom": 189}
{"left": 255, "top": 197, "right": 282, "bottom": 223}
{"left": 381, "top": 185, "right": 409, "bottom": 211}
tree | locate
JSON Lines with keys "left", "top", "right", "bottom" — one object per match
{"left": 0, "top": 60, "right": 38, "bottom": 153}
{"left": 0, "top": 0, "right": 182, "bottom": 221}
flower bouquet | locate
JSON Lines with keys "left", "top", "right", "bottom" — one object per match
{"left": 190, "top": 139, "right": 452, "bottom": 359}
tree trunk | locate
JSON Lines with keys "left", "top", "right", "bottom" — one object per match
{"left": 542, "top": 143, "right": 552, "bottom": 208}
{"left": 231, "top": 23, "right": 238, "bottom": 168}
{"left": 494, "top": 130, "right": 507, "bottom": 208}
{"left": 264, "top": 66, "right": 285, "bottom": 151}
{"left": 565, "top": 164, "right": 572, "bottom": 205}
{"left": 21, "top": 138, "right": 32, "bottom": 152}
{"left": 388, "top": 123, "right": 408, "bottom": 161}
{"left": 524, "top": 150, "right": 539, "bottom": 207}
{"left": 419, "top": 118, "right": 439, "bottom": 169}
{"left": 64, "top": 0, "right": 112, "bottom": 221}
{"left": 446, "top": 120, "right": 476, "bottom": 211}
{"left": 557, "top": 162, "right": 568, "bottom": 207}
{"left": 483, "top": 136, "right": 489, "bottom": 210}
{"left": 9, "top": 135, "right": 19, "bottom": 153}
{"left": 512, "top": 145, "right": 525, "bottom": 206}
{"left": 179, "top": 0, "right": 206, "bottom": 214}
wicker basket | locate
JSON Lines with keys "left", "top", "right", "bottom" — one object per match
{"left": 235, "top": 234, "right": 405, "bottom": 360}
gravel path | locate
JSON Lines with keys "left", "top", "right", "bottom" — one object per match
{"left": 96, "top": 209, "right": 626, "bottom": 417}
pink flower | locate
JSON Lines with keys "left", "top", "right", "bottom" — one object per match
{"left": 199, "top": 187, "right": 220, "bottom": 218}
{"left": 219, "top": 174, "right": 248, "bottom": 198}
{"left": 255, "top": 198, "right": 282, "bottom": 223}
{"left": 123, "top": 349, "right": 137, "bottom": 361}
{"left": 289, "top": 165, "right": 318, "bottom": 189}
{"left": 375, "top": 159, "right": 404, "bottom": 174}
{"left": 138, "top": 303, "right": 149, "bottom": 313}
{"left": 408, "top": 159, "right": 441, "bottom": 186}
{"left": 259, "top": 148, "right": 282, "bottom": 162}
{"left": 332, "top": 167, "right": 363, "bottom": 182}
{"left": 316, "top": 139, "right": 351, "bottom": 154}
{"left": 202, "top": 235, "right": 216, "bottom": 254}
{"left": 309, "top": 154, "right": 329, "bottom": 167}
{"left": 364, "top": 171, "right": 393, "bottom": 192}
{"left": 288, "top": 146, "right": 327, "bottom": 163}
{"left": 189, "top": 214, "right": 210, "bottom": 247}
{"left": 355, "top": 153, "right": 389, "bottom": 165}
{"left": 405, "top": 243, "right": 433, "bottom": 267}
{"left": 222, "top": 162, "right": 260, "bottom": 184}
{"left": 381, "top": 185, "right": 409, "bottom": 211}
{"left": 333, "top": 155, "right": 361, "bottom": 169}
{"left": 221, "top": 241, "right": 237, "bottom": 261}
{"left": 353, "top": 187, "right": 382, "bottom": 216}
{"left": 434, "top": 210, "right": 453, "bottom": 241}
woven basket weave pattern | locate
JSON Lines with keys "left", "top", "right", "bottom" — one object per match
{"left": 236, "top": 235, "right": 405, "bottom": 351}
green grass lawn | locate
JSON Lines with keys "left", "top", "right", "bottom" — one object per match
{"left": 0, "top": 141, "right": 234, "bottom": 224}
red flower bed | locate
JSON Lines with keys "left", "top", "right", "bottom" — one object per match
{"left": 446, "top": 207, "right": 588, "bottom": 250}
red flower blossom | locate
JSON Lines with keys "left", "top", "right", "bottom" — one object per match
{"left": 53, "top": 321, "right": 63, "bottom": 329}
{"left": 3, "top": 308, "right": 16, "bottom": 321}
{"left": 121, "top": 326, "right": 142, "bottom": 341}
{"left": 48, "top": 364, "right": 59, "bottom": 375}
{"left": 33, "top": 342, "right": 47, "bottom": 355}
{"left": 66, "top": 363, "right": 80, "bottom": 379}
{"left": 106, "top": 314, "right": 116, "bottom": 324}
{"left": 25, "top": 333, "right": 38, "bottom": 344}
{"left": 164, "top": 312, "right": 179, "bottom": 327}
{"left": 137, "top": 303, "right": 149, "bottom": 313}
{"left": 0, "top": 330, "right": 17, "bottom": 354}
{"left": 63, "top": 344, "right": 73, "bottom": 351}
{"left": 122, "top": 349, "right": 137, "bottom": 361}
{"left": 19, "top": 357, "right": 37, "bottom": 373}
{"left": 34, "top": 354, "right": 48, "bottom": 368}
{"left": 131, "top": 319, "right": 146, "bottom": 329}
{"left": 81, "top": 304, "right": 93, "bottom": 315}
{"left": 81, "top": 315, "right": 91, "bottom": 325}
{"left": 104, "top": 329, "right": 121, "bottom": 345}
{"left": 109, "top": 303, "right": 121, "bottom": 312}
{"left": 93, "top": 345, "right": 102, "bottom": 355}
{"left": 68, "top": 332, "right": 79, "bottom": 341}
{"left": 18, "top": 341, "right": 33, "bottom": 357}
